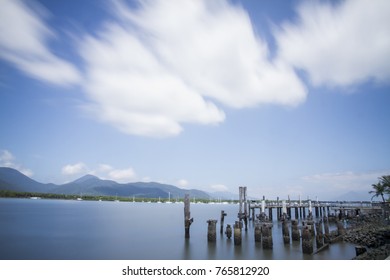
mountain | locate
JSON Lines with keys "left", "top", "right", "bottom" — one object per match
{"left": 0, "top": 167, "right": 210, "bottom": 199}
{"left": 0, "top": 167, "right": 57, "bottom": 193}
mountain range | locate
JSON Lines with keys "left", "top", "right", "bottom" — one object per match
{"left": 0, "top": 167, "right": 211, "bottom": 199}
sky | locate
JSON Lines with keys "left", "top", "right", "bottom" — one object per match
{"left": 0, "top": 0, "right": 389, "bottom": 201}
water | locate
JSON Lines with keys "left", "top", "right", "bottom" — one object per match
{"left": 0, "top": 198, "right": 356, "bottom": 260}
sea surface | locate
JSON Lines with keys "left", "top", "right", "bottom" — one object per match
{"left": 0, "top": 198, "right": 356, "bottom": 260}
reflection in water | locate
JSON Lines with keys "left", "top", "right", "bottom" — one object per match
{"left": 0, "top": 199, "right": 356, "bottom": 260}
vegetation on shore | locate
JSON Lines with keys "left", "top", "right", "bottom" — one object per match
{"left": 0, "top": 189, "right": 235, "bottom": 204}
{"left": 370, "top": 175, "right": 390, "bottom": 202}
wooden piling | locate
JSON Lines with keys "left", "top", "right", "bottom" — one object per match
{"left": 254, "top": 222, "right": 261, "bottom": 243}
{"left": 336, "top": 221, "right": 346, "bottom": 236}
{"left": 291, "top": 219, "right": 300, "bottom": 241}
{"left": 324, "top": 217, "right": 331, "bottom": 244}
{"left": 315, "top": 221, "right": 324, "bottom": 248}
{"left": 220, "top": 210, "right": 227, "bottom": 235}
{"left": 184, "top": 194, "right": 193, "bottom": 239}
{"left": 302, "top": 226, "right": 313, "bottom": 254}
{"left": 261, "top": 223, "right": 273, "bottom": 249}
{"left": 207, "top": 219, "right": 218, "bottom": 242}
{"left": 225, "top": 224, "right": 232, "bottom": 239}
{"left": 282, "top": 219, "right": 290, "bottom": 244}
{"left": 238, "top": 186, "right": 248, "bottom": 231}
{"left": 234, "top": 221, "right": 242, "bottom": 246}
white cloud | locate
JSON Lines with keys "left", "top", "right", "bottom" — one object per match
{"left": 78, "top": 0, "right": 306, "bottom": 137}
{"left": 0, "top": 149, "right": 33, "bottom": 177}
{"left": 61, "top": 162, "right": 136, "bottom": 183}
{"left": 177, "top": 179, "right": 189, "bottom": 188}
{"left": 97, "top": 164, "right": 114, "bottom": 173}
{"left": 0, "top": 0, "right": 81, "bottom": 86}
{"left": 301, "top": 170, "right": 390, "bottom": 195}
{"left": 276, "top": 0, "right": 390, "bottom": 87}
{"left": 61, "top": 162, "right": 88, "bottom": 176}
{"left": 107, "top": 167, "right": 136, "bottom": 182}
{"left": 210, "top": 184, "right": 229, "bottom": 192}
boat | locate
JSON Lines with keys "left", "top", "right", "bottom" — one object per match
{"left": 166, "top": 192, "right": 172, "bottom": 204}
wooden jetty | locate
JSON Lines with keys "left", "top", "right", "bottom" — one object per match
{"left": 184, "top": 186, "right": 384, "bottom": 258}
{"left": 247, "top": 199, "right": 381, "bottom": 222}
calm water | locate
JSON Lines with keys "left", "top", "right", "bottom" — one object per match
{"left": 0, "top": 198, "right": 356, "bottom": 260}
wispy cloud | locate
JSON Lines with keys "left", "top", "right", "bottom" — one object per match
{"left": 177, "top": 179, "right": 189, "bottom": 188}
{"left": 0, "top": 0, "right": 81, "bottom": 86}
{"left": 0, "top": 149, "right": 33, "bottom": 177}
{"left": 210, "top": 184, "right": 229, "bottom": 192}
{"left": 78, "top": 0, "right": 306, "bottom": 137}
{"left": 61, "top": 162, "right": 88, "bottom": 176}
{"left": 61, "top": 162, "right": 136, "bottom": 183}
{"left": 106, "top": 167, "right": 136, "bottom": 182}
{"left": 1, "top": 0, "right": 389, "bottom": 138}
{"left": 302, "top": 170, "right": 390, "bottom": 194}
{"left": 276, "top": 0, "right": 390, "bottom": 87}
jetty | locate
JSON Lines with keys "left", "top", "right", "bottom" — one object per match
{"left": 184, "top": 186, "right": 389, "bottom": 259}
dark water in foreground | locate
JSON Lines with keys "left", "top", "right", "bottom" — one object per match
{"left": 0, "top": 198, "right": 356, "bottom": 260}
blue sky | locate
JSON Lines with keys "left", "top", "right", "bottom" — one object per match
{"left": 0, "top": 0, "right": 389, "bottom": 200}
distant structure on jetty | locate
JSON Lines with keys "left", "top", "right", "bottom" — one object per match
{"left": 183, "top": 186, "right": 387, "bottom": 258}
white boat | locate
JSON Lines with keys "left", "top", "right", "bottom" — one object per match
{"left": 30, "top": 196, "right": 41, "bottom": 200}
{"left": 166, "top": 192, "right": 172, "bottom": 204}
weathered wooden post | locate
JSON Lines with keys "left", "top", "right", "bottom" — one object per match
{"left": 308, "top": 200, "right": 313, "bottom": 219}
{"left": 315, "top": 221, "right": 324, "bottom": 248}
{"left": 282, "top": 200, "right": 288, "bottom": 220}
{"left": 207, "top": 219, "right": 217, "bottom": 242}
{"left": 238, "top": 186, "right": 248, "bottom": 231}
{"left": 294, "top": 207, "right": 299, "bottom": 220}
{"left": 254, "top": 222, "right": 261, "bottom": 243}
{"left": 234, "top": 221, "right": 242, "bottom": 246}
{"left": 184, "top": 194, "right": 193, "bottom": 239}
{"left": 302, "top": 226, "right": 313, "bottom": 254}
{"left": 261, "top": 223, "right": 273, "bottom": 249}
{"left": 220, "top": 210, "right": 227, "bottom": 234}
{"left": 336, "top": 220, "right": 346, "bottom": 236}
{"left": 282, "top": 219, "right": 290, "bottom": 244}
{"left": 268, "top": 207, "right": 273, "bottom": 221}
{"left": 306, "top": 220, "right": 315, "bottom": 236}
{"left": 225, "top": 224, "right": 232, "bottom": 239}
{"left": 324, "top": 217, "right": 331, "bottom": 244}
{"left": 291, "top": 219, "right": 300, "bottom": 241}
{"left": 259, "top": 199, "right": 267, "bottom": 221}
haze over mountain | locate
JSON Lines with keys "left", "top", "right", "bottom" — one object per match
{"left": 0, "top": 167, "right": 210, "bottom": 199}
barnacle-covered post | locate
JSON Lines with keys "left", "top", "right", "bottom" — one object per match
{"left": 282, "top": 219, "right": 290, "bottom": 244}
{"left": 261, "top": 223, "right": 273, "bottom": 249}
{"left": 225, "top": 224, "right": 232, "bottom": 239}
{"left": 207, "top": 219, "right": 218, "bottom": 242}
{"left": 291, "top": 219, "right": 300, "bottom": 241}
{"left": 315, "top": 220, "right": 324, "bottom": 248}
{"left": 234, "top": 221, "right": 242, "bottom": 246}
{"left": 302, "top": 226, "right": 313, "bottom": 254}
{"left": 184, "top": 194, "right": 193, "bottom": 239}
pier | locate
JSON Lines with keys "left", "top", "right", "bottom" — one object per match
{"left": 184, "top": 186, "right": 387, "bottom": 258}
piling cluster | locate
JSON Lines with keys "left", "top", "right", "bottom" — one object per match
{"left": 183, "top": 189, "right": 384, "bottom": 258}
